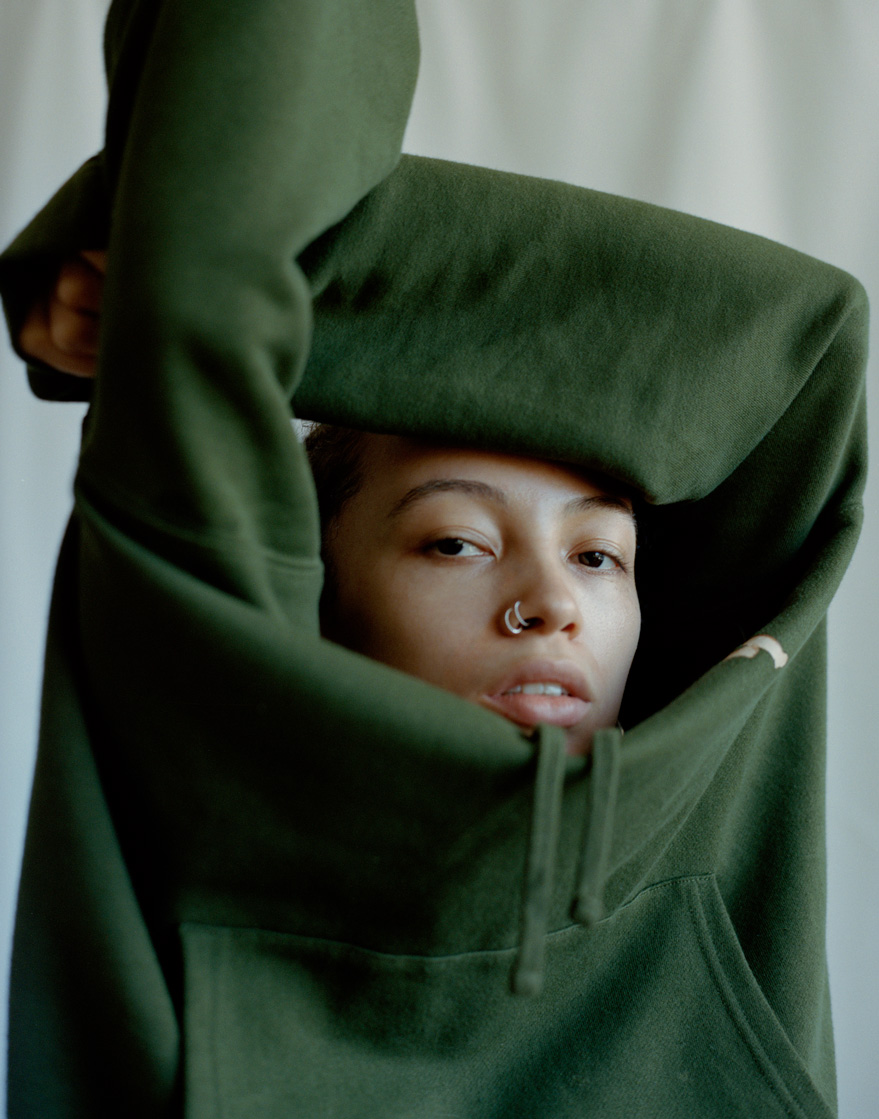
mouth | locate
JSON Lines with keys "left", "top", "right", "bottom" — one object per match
{"left": 480, "top": 661, "right": 592, "bottom": 729}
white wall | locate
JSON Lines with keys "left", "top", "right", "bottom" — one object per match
{"left": 0, "top": 3, "right": 107, "bottom": 1116}
{"left": 1, "top": 2, "right": 876, "bottom": 1115}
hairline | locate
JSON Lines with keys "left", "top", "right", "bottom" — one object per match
{"left": 306, "top": 425, "right": 639, "bottom": 536}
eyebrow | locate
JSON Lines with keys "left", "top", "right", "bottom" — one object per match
{"left": 562, "top": 494, "right": 635, "bottom": 521}
{"left": 387, "top": 478, "right": 636, "bottom": 527}
{"left": 388, "top": 479, "right": 507, "bottom": 518}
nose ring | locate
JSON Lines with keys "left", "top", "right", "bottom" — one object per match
{"left": 504, "top": 600, "right": 529, "bottom": 635}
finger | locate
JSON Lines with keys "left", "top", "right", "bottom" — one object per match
{"left": 49, "top": 291, "right": 100, "bottom": 356}
{"left": 80, "top": 249, "right": 108, "bottom": 274}
{"left": 18, "top": 296, "right": 98, "bottom": 378}
{"left": 56, "top": 256, "right": 105, "bottom": 314}
{"left": 18, "top": 296, "right": 53, "bottom": 364}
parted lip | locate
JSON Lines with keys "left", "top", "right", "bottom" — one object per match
{"left": 484, "top": 659, "right": 593, "bottom": 703}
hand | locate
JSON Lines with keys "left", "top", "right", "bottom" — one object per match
{"left": 18, "top": 250, "right": 107, "bottom": 378}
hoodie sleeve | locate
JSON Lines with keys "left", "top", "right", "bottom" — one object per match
{"left": 78, "top": 0, "right": 418, "bottom": 613}
{"left": 5, "top": 2, "right": 420, "bottom": 1114}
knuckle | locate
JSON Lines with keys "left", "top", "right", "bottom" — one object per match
{"left": 50, "top": 304, "right": 88, "bottom": 353}
{"left": 56, "top": 262, "right": 93, "bottom": 309}
{"left": 18, "top": 307, "right": 53, "bottom": 364}
{"left": 56, "top": 256, "right": 104, "bottom": 312}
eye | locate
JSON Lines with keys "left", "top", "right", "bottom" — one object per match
{"left": 430, "top": 537, "right": 485, "bottom": 557}
{"left": 577, "top": 550, "right": 619, "bottom": 571}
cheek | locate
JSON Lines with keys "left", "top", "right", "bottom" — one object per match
{"left": 325, "top": 561, "right": 482, "bottom": 685}
{"left": 587, "top": 587, "right": 641, "bottom": 693}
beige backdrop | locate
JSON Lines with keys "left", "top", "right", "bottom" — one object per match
{"left": 1, "top": 1, "right": 876, "bottom": 1114}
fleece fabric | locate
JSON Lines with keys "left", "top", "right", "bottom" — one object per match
{"left": 0, "top": 0, "right": 868, "bottom": 1116}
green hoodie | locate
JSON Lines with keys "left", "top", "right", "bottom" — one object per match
{"left": 0, "top": 0, "right": 868, "bottom": 1116}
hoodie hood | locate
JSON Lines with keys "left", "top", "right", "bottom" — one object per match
{"left": 289, "top": 155, "right": 867, "bottom": 989}
{"left": 295, "top": 154, "right": 867, "bottom": 719}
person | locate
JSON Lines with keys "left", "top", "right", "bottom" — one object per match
{"left": 15, "top": 259, "right": 646, "bottom": 751}
{"left": 19, "top": 257, "right": 643, "bottom": 753}
{"left": 16, "top": 251, "right": 646, "bottom": 746}
{"left": 0, "top": 0, "right": 868, "bottom": 1116}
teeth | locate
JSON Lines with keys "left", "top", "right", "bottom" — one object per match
{"left": 506, "top": 683, "right": 569, "bottom": 696}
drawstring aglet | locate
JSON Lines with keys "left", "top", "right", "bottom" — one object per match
{"left": 573, "top": 892, "right": 605, "bottom": 927}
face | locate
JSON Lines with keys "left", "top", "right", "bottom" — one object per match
{"left": 321, "top": 435, "right": 640, "bottom": 755}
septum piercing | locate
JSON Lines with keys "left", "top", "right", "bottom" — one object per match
{"left": 504, "top": 600, "right": 529, "bottom": 635}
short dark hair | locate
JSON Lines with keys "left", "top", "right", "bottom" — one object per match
{"left": 303, "top": 423, "right": 368, "bottom": 534}
{"left": 304, "top": 423, "right": 644, "bottom": 543}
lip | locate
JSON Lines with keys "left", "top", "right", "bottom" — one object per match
{"left": 480, "top": 659, "right": 593, "bottom": 729}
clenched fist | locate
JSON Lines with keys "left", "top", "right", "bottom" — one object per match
{"left": 18, "top": 250, "right": 106, "bottom": 378}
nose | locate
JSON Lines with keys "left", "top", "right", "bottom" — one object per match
{"left": 503, "top": 558, "right": 582, "bottom": 637}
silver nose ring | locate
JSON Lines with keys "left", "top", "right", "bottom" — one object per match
{"left": 504, "top": 600, "right": 529, "bottom": 635}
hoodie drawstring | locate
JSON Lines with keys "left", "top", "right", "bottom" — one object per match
{"left": 511, "top": 724, "right": 623, "bottom": 996}
{"left": 574, "top": 726, "right": 622, "bottom": 926}
{"left": 511, "top": 724, "right": 567, "bottom": 996}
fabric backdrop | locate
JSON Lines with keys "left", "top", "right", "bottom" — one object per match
{"left": 1, "top": 1, "right": 876, "bottom": 1115}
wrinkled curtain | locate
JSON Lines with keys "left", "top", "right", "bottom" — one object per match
{"left": 1, "top": 1, "right": 876, "bottom": 1114}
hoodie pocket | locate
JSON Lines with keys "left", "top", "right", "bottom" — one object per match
{"left": 178, "top": 882, "right": 835, "bottom": 1119}
{"left": 676, "top": 874, "right": 835, "bottom": 1119}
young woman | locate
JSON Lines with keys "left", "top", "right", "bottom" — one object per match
{"left": 15, "top": 259, "right": 645, "bottom": 750}
{"left": 1, "top": 0, "right": 867, "bottom": 1116}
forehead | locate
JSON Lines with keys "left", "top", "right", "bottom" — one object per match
{"left": 355, "top": 433, "right": 630, "bottom": 511}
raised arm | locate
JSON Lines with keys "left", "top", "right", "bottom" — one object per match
{"left": 78, "top": 0, "right": 418, "bottom": 611}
